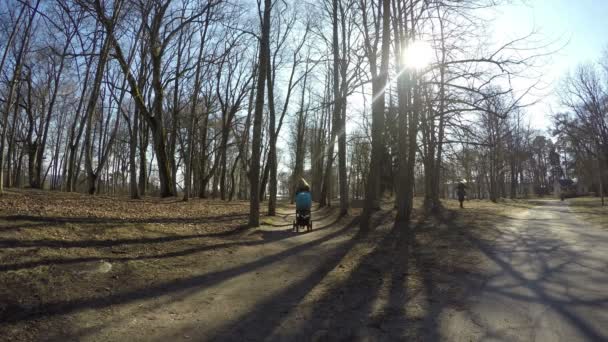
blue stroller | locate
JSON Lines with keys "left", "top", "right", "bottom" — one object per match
{"left": 293, "top": 184, "right": 312, "bottom": 232}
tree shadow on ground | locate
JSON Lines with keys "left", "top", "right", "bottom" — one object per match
{"left": 0, "top": 212, "right": 343, "bottom": 272}
{"left": 54, "top": 216, "right": 363, "bottom": 341}
{"left": 410, "top": 211, "right": 491, "bottom": 341}
{"left": 7, "top": 202, "right": 606, "bottom": 341}
{"left": 0, "top": 225, "right": 250, "bottom": 249}
{"left": 2, "top": 213, "right": 248, "bottom": 226}
{"left": 194, "top": 209, "right": 483, "bottom": 341}
{"left": 1, "top": 216, "right": 359, "bottom": 324}
{"left": 417, "top": 209, "right": 608, "bottom": 341}
{"left": 202, "top": 210, "right": 398, "bottom": 341}
{"left": 282, "top": 221, "right": 414, "bottom": 341}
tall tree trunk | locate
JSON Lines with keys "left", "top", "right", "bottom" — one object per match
{"left": 139, "top": 120, "right": 148, "bottom": 196}
{"left": 219, "top": 130, "right": 229, "bottom": 200}
{"left": 338, "top": 92, "right": 348, "bottom": 215}
{"left": 5, "top": 89, "right": 21, "bottom": 189}
{"left": 324, "top": 0, "right": 342, "bottom": 210}
{"left": 150, "top": 117, "right": 175, "bottom": 197}
{"left": 402, "top": 74, "right": 420, "bottom": 219}
{"left": 510, "top": 161, "right": 517, "bottom": 199}
{"left": 84, "top": 32, "right": 112, "bottom": 195}
{"left": 73, "top": 141, "right": 85, "bottom": 190}
{"left": 169, "top": 29, "right": 185, "bottom": 197}
{"left": 150, "top": 47, "right": 175, "bottom": 197}
{"left": 292, "top": 65, "right": 309, "bottom": 202}
{"left": 598, "top": 144, "right": 605, "bottom": 206}
{"left": 198, "top": 107, "right": 210, "bottom": 198}
{"left": 311, "top": 101, "right": 329, "bottom": 202}
{"left": 319, "top": 65, "right": 335, "bottom": 207}
{"left": 396, "top": 3, "right": 420, "bottom": 223}
{"left": 428, "top": 12, "right": 448, "bottom": 210}
{"left": 129, "top": 105, "right": 140, "bottom": 199}
{"left": 361, "top": 0, "right": 390, "bottom": 231}
{"left": 229, "top": 153, "right": 241, "bottom": 201}
{"left": 266, "top": 48, "right": 277, "bottom": 215}
{"left": 337, "top": 0, "right": 349, "bottom": 216}
{"left": 259, "top": 148, "right": 269, "bottom": 201}
{"left": 183, "top": 109, "right": 195, "bottom": 201}
{"left": 249, "top": 0, "right": 272, "bottom": 227}
{"left": 184, "top": 10, "right": 211, "bottom": 201}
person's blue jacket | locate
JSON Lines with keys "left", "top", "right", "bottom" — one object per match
{"left": 295, "top": 191, "right": 312, "bottom": 211}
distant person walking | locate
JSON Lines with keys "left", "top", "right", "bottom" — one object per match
{"left": 456, "top": 182, "right": 467, "bottom": 209}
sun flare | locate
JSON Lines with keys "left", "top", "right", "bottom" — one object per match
{"left": 402, "top": 40, "right": 433, "bottom": 70}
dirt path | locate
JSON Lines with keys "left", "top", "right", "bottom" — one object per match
{"left": 6, "top": 196, "right": 605, "bottom": 341}
{"left": 16, "top": 207, "right": 368, "bottom": 342}
{"left": 437, "top": 200, "right": 608, "bottom": 341}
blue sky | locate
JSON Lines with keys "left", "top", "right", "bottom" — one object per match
{"left": 491, "top": 0, "right": 608, "bottom": 130}
{"left": 280, "top": 1, "right": 608, "bottom": 169}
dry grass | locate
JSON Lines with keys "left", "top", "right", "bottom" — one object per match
{"left": 0, "top": 189, "right": 254, "bottom": 341}
{"left": 0, "top": 188, "right": 248, "bottom": 223}
{"left": 443, "top": 198, "right": 532, "bottom": 238}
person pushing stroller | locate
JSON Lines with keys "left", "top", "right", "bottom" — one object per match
{"left": 293, "top": 179, "right": 312, "bottom": 232}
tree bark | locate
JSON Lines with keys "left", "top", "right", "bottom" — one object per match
{"left": 139, "top": 120, "right": 149, "bottom": 196}
{"left": 249, "top": 0, "right": 272, "bottom": 227}
{"left": 266, "top": 46, "right": 277, "bottom": 215}
{"left": 361, "top": 0, "right": 390, "bottom": 231}
{"left": 337, "top": 0, "right": 349, "bottom": 216}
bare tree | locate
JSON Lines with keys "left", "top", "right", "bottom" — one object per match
{"left": 0, "top": 0, "right": 40, "bottom": 194}
{"left": 249, "top": 0, "right": 272, "bottom": 227}
{"left": 360, "top": 0, "right": 390, "bottom": 232}
{"left": 556, "top": 62, "right": 608, "bottom": 205}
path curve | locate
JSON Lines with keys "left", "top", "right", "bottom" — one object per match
{"left": 439, "top": 199, "right": 608, "bottom": 341}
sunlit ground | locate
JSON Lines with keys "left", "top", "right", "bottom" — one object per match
{"left": 566, "top": 197, "right": 608, "bottom": 229}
